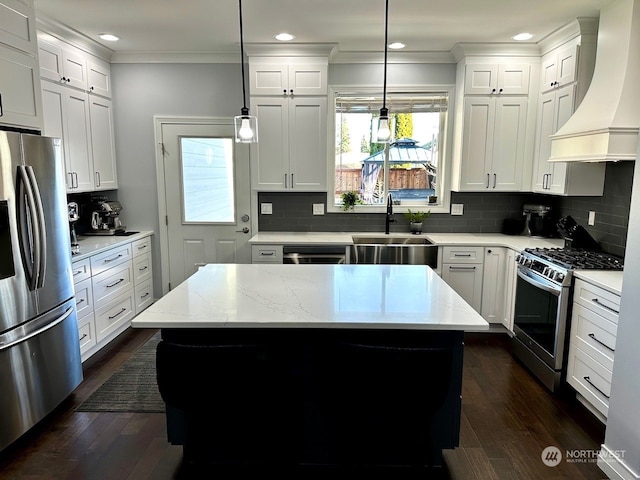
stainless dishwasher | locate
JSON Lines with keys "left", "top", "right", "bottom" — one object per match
{"left": 282, "top": 245, "right": 347, "bottom": 264}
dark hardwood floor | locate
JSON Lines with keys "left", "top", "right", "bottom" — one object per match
{"left": 0, "top": 328, "right": 607, "bottom": 479}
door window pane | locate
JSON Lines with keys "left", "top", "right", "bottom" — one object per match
{"left": 180, "top": 137, "right": 235, "bottom": 223}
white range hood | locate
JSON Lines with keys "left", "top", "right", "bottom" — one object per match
{"left": 549, "top": 0, "right": 640, "bottom": 162}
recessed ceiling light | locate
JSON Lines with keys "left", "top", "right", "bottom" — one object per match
{"left": 388, "top": 42, "right": 405, "bottom": 49}
{"left": 99, "top": 33, "right": 119, "bottom": 42}
{"left": 274, "top": 32, "right": 295, "bottom": 41}
{"left": 512, "top": 32, "right": 533, "bottom": 41}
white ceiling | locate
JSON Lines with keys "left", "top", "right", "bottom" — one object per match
{"left": 33, "top": 0, "right": 612, "bottom": 57}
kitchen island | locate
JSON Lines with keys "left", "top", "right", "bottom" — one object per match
{"left": 132, "top": 263, "right": 488, "bottom": 473}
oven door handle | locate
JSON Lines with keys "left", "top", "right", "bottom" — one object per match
{"left": 517, "top": 268, "right": 561, "bottom": 296}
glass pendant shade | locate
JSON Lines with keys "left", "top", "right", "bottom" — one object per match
{"left": 376, "top": 107, "right": 391, "bottom": 143}
{"left": 234, "top": 108, "right": 258, "bottom": 143}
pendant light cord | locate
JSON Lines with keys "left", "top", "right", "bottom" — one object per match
{"left": 239, "top": 0, "right": 248, "bottom": 111}
{"left": 382, "top": 0, "right": 389, "bottom": 110}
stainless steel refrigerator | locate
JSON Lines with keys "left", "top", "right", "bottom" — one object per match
{"left": 0, "top": 130, "right": 82, "bottom": 452}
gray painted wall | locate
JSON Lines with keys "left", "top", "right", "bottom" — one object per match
{"left": 110, "top": 63, "right": 243, "bottom": 296}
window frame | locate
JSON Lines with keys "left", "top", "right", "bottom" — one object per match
{"left": 326, "top": 85, "right": 455, "bottom": 215}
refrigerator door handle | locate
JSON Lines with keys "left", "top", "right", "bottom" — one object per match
{"left": 25, "top": 166, "right": 47, "bottom": 288}
{"left": 0, "top": 306, "right": 74, "bottom": 352}
{"left": 16, "top": 166, "right": 39, "bottom": 290}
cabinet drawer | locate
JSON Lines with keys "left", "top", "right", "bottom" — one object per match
{"left": 251, "top": 245, "right": 283, "bottom": 263}
{"left": 132, "top": 236, "right": 151, "bottom": 258}
{"left": 77, "top": 313, "right": 96, "bottom": 358}
{"left": 573, "top": 278, "right": 620, "bottom": 323}
{"left": 570, "top": 302, "right": 617, "bottom": 371}
{"left": 133, "top": 252, "right": 152, "bottom": 285}
{"left": 441, "top": 246, "right": 484, "bottom": 263}
{"left": 134, "top": 279, "right": 154, "bottom": 315}
{"left": 92, "top": 261, "right": 133, "bottom": 309}
{"left": 567, "top": 344, "right": 611, "bottom": 418}
{"left": 90, "top": 243, "right": 133, "bottom": 276}
{"left": 94, "top": 291, "right": 135, "bottom": 342}
{"left": 74, "top": 277, "right": 94, "bottom": 321}
{"left": 71, "top": 258, "right": 91, "bottom": 283}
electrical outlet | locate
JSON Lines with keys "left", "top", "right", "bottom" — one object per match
{"left": 451, "top": 204, "right": 464, "bottom": 216}
{"left": 588, "top": 211, "right": 596, "bottom": 225}
{"left": 313, "top": 204, "right": 325, "bottom": 215}
{"left": 260, "top": 203, "right": 272, "bottom": 215}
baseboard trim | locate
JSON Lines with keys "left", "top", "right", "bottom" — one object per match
{"left": 598, "top": 444, "right": 640, "bottom": 480}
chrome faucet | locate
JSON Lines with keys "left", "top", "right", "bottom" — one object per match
{"left": 385, "top": 193, "right": 395, "bottom": 234}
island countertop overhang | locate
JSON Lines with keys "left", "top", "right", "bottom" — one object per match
{"left": 132, "top": 263, "right": 489, "bottom": 331}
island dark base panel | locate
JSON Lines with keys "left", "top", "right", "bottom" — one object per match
{"left": 156, "top": 328, "right": 464, "bottom": 470}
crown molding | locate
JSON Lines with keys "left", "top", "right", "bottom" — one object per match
{"left": 330, "top": 50, "right": 454, "bottom": 64}
{"left": 451, "top": 42, "right": 541, "bottom": 62}
{"left": 243, "top": 42, "right": 338, "bottom": 57}
{"left": 36, "top": 14, "right": 113, "bottom": 61}
{"left": 110, "top": 51, "right": 238, "bottom": 64}
{"left": 537, "top": 17, "right": 599, "bottom": 56}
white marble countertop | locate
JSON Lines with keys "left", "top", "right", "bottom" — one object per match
{"left": 249, "top": 231, "right": 565, "bottom": 251}
{"left": 131, "top": 263, "right": 489, "bottom": 331}
{"left": 71, "top": 230, "right": 154, "bottom": 261}
{"left": 573, "top": 270, "right": 624, "bottom": 296}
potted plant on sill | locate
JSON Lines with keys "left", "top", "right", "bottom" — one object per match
{"left": 403, "top": 209, "right": 431, "bottom": 234}
{"left": 341, "top": 190, "right": 363, "bottom": 211}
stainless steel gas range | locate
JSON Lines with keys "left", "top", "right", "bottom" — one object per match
{"left": 511, "top": 247, "right": 623, "bottom": 392}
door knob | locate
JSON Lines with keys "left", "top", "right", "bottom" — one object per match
{"left": 235, "top": 227, "right": 250, "bottom": 234}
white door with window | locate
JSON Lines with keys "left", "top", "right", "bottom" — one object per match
{"left": 160, "top": 120, "right": 252, "bottom": 290}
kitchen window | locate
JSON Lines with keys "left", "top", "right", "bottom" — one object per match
{"left": 333, "top": 90, "right": 448, "bottom": 211}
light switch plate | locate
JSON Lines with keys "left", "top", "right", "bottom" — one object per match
{"left": 451, "top": 204, "right": 464, "bottom": 216}
{"left": 313, "top": 203, "right": 325, "bottom": 215}
{"left": 588, "top": 211, "right": 596, "bottom": 225}
{"left": 260, "top": 203, "right": 273, "bottom": 215}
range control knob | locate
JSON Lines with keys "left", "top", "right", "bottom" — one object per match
{"left": 556, "top": 272, "right": 565, "bottom": 282}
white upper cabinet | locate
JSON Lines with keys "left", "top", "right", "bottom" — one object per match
{"left": 38, "top": 38, "right": 88, "bottom": 90}
{"left": 89, "top": 95, "right": 117, "bottom": 190}
{"left": 250, "top": 95, "right": 327, "bottom": 191}
{"left": 249, "top": 60, "right": 327, "bottom": 96}
{"left": 87, "top": 59, "right": 111, "bottom": 98}
{"left": 540, "top": 44, "right": 577, "bottom": 93}
{"left": 531, "top": 22, "right": 606, "bottom": 196}
{"left": 464, "top": 64, "right": 531, "bottom": 95}
{"left": 0, "top": 0, "right": 42, "bottom": 130}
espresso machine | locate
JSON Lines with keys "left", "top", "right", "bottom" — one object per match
{"left": 86, "top": 200, "right": 125, "bottom": 235}
{"left": 520, "top": 204, "right": 554, "bottom": 237}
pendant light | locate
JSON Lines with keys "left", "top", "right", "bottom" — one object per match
{"left": 234, "top": 0, "right": 258, "bottom": 143}
{"left": 376, "top": 0, "right": 391, "bottom": 144}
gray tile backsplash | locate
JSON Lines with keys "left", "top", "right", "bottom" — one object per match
{"left": 257, "top": 162, "right": 633, "bottom": 258}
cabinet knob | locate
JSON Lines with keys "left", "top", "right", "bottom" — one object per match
{"left": 498, "top": 88, "right": 503, "bottom": 93}
{"left": 289, "top": 89, "right": 294, "bottom": 94}
{"left": 283, "top": 89, "right": 287, "bottom": 94}
{"left": 491, "top": 88, "right": 496, "bottom": 94}
{"left": 487, "top": 249, "right": 492, "bottom": 254}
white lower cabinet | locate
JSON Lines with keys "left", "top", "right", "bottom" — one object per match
{"left": 72, "top": 235, "right": 154, "bottom": 362}
{"left": 566, "top": 278, "right": 620, "bottom": 422}
{"left": 481, "top": 247, "right": 506, "bottom": 323}
{"left": 502, "top": 248, "right": 518, "bottom": 332}
{"left": 441, "top": 246, "right": 484, "bottom": 312}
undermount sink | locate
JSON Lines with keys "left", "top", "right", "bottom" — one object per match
{"left": 352, "top": 236, "right": 433, "bottom": 245}
{"left": 349, "top": 236, "right": 437, "bottom": 267}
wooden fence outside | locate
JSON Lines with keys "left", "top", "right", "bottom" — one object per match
{"left": 335, "top": 168, "right": 430, "bottom": 194}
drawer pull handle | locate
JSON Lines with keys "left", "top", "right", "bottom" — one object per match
{"left": 104, "top": 254, "right": 124, "bottom": 263}
{"left": 74, "top": 270, "right": 84, "bottom": 276}
{"left": 454, "top": 253, "right": 472, "bottom": 257}
{"left": 106, "top": 278, "right": 125, "bottom": 288}
{"left": 141, "top": 293, "right": 150, "bottom": 299}
{"left": 260, "top": 252, "right": 275, "bottom": 256}
{"left": 139, "top": 266, "right": 148, "bottom": 272}
{"left": 79, "top": 333, "right": 88, "bottom": 341}
{"left": 583, "top": 376, "right": 610, "bottom": 399}
{"left": 448, "top": 266, "right": 476, "bottom": 271}
{"left": 588, "top": 333, "right": 615, "bottom": 352}
{"left": 592, "top": 298, "right": 619, "bottom": 314}
{"left": 137, "top": 245, "right": 147, "bottom": 250}
{"left": 108, "top": 308, "right": 127, "bottom": 320}
{"left": 76, "top": 298, "right": 85, "bottom": 305}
